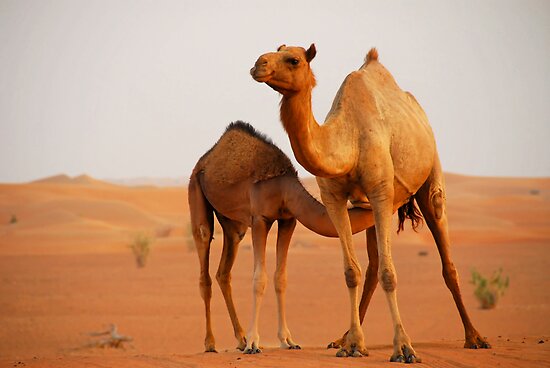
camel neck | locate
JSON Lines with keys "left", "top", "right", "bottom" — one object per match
{"left": 279, "top": 89, "right": 354, "bottom": 178}
{"left": 280, "top": 90, "right": 317, "bottom": 171}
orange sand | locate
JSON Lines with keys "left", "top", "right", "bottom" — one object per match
{"left": 0, "top": 173, "right": 549, "bottom": 367}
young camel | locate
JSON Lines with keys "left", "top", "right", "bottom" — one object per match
{"left": 251, "top": 45, "right": 490, "bottom": 362}
{"left": 188, "top": 121, "right": 375, "bottom": 354}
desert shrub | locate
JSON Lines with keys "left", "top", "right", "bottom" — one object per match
{"left": 9, "top": 214, "right": 17, "bottom": 224}
{"left": 129, "top": 233, "right": 153, "bottom": 268}
{"left": 470, "top": 268, "right": 509, "bottom": 309}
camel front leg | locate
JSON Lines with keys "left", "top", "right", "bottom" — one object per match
{"left": 328, "top": 225, "right": 379, "bottom": 349}
{"left": 274, "top": 218, "right": 301, "bottom": 350}
{"left": 370, "top": 186, "right": 420, "bottom": 364}
{"left": 244, "top": 217, "right": 272, "bottom": 354}
{"left": 318, "top": 184, "right": 367, "bottom": 358}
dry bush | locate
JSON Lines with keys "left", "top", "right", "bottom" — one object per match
{"left": 129, "top": 233, "right": 153, "bottom": 268}
{"left": 471, "top": 268, "right": 509, "bottom": 309}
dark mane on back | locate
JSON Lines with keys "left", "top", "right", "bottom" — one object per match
{"left": 225, "top": 120, "right": 278, "bottom": 151}
{"left": 225, "top": 121, "right": 297, "bottom": 178}
{"left": 194, "top": 120, "right": 298, "bottom": 181}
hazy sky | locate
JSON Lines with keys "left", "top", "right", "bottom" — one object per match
{"left": 1, "top": 0, "right": 549, "bottom": 183}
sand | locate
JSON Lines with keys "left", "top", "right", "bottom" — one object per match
{"left": 0, "top": 173, "right": 549, "bottom": 367}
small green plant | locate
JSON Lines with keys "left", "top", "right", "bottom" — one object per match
{"left": 9, "top": 214, "right": 17, "bottom": 224}
{"left": 129, "top": 233, "right": 153, "bottom": 268}
{"left": 471, "top": 268, "right": 509, "bottom": 309}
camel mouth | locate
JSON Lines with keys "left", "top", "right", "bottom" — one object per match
{"left": 250, "top": 67, "right": 273, "bottom": 83}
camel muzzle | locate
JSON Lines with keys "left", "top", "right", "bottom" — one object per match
{"left": 250, "top": 56, "right": 271, "bottom": 82}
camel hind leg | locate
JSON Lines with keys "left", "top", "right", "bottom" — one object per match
{"left": 215, "top": 214, "right": 248, "bottom": 351}
{"left": 415, "top": 154, "right": 490, "bottom": 349}
{"left": 188, "top": 173, "right": 216, "bottom": 352}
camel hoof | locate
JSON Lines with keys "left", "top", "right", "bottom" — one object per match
{"left": 466, "top": 342, "right": 491, "bottom": 349}
{"left": 289, "top": 345, "right": 301, "bottom": 350}
{"left": 244, "top": 347, "right": 261, "bottom": 354}
{"left": 336, "top": 349, "right": 348, "bottom": 357}
{"left": 391, "top": 354, "right": 406, "bottom": 363}
{"left": 390, "top": 353, "right": 421, "bottom": 364}
{"left": 465, "top": 337, "right": 491, "bottom": 349}
{"left": 204, "top": 348, "right": 218, "bottom": 353}
{"left": 390, "top": 343, "right": 420, "bottom": 363}
{"left": 336, "top": 347, "right": 366, "bottom": 358}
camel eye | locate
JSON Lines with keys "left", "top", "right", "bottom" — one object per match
{"left": 287, "top": 58, "right": 300, "bottom": 66}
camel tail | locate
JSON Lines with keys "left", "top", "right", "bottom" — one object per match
{"left": 397, "top": 196, "right": 423, "bottom": 234}
{"left": 365, "top": 48, "right": 379, "bottom": 64}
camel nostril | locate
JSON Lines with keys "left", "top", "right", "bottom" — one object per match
{"left": 255, "top": 56, "right": 268, "bottom": 68}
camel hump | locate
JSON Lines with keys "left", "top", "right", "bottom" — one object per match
{"left": 365, "top": 48, "right": 379, "bottom": 64}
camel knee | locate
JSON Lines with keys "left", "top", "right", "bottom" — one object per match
{"left": 344, "top": 265, "right": 361, "bottom": 289}
{"left": 379, "top": 268, "right": 397, "bottom": 292}
{"left": 253, "top": 271, "right": 268, "bottom": 295}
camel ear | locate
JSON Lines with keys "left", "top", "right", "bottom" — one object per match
{"left": 306, "top": 43, "right": 316, "bottom": 62}
{"left": 277, "top": 44, "right": 286, "bottom": 51}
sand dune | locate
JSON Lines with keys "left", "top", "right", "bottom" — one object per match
{"left": 0, "top": 173, "right": 549, "bottom": 366}
{"left": 32, "top": 173, "right": 115, "bottom": 187}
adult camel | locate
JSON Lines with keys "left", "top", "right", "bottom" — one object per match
{"left": 251, "top": 45, "right": 489, "bottom": 363}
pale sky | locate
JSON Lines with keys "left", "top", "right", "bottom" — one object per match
{"left": 1, "top": 0, "right": 549, "bottom": 183}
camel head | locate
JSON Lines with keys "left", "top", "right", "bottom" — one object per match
{"left": 250, "top": 44, "right": 317, "bottom": 95}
